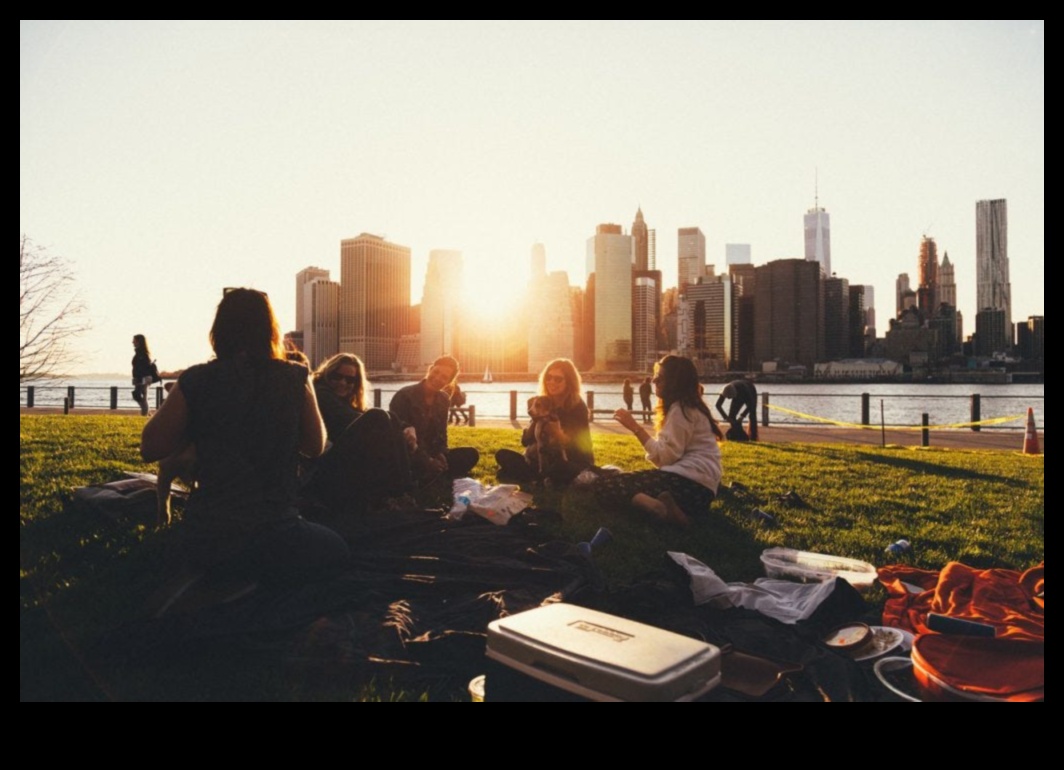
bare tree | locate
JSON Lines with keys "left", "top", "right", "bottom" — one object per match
{"left": 20, "top": 235, "right": 89, "bottom": 382}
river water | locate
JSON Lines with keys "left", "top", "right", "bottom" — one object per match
{"left": 22, "top": 379, "right": 1045, "bottom": 431}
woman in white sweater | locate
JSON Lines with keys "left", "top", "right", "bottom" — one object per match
{"left": 596, "top": 355, "right": 723, "bottom": 526}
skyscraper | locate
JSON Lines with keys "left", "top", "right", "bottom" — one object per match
{"left": 918, "top": 236, "right": 938, "bottom": 317}
{"left": 530, "top": 242, "right": 547, "bottom": 282}
{"left": 631, "top": 208, "right": 649, "bottom": 272}
{"left": 976, "top": 199, "right": 1011, "bottom": 326}
{"left": 804, "top": 205, "right": 831, "bottom": 276}
{"left": 632, "top": 270, "right": 661, "bottom": 372}
{"left": 527, "top": 244, "right": 574, "bottom": 371}
{"left": 896, "top": 273, "right": 915, "bottom": 317}
{"left": 587, "top": 224, "right": 633, "bottom": 371}
{"left": 420, "top": 249, "right": 463, "bottom": 368}
{"left": 295, "top": 266, "right": 330, "bottom": 332}
{"left": 975, "top": 308, "right": 1009, "bottom": 356}
{"left": 938, "top": 252, "right": 956, "bottom": 308}
{"left": 302, "top": 278, "right": 339, "bottom": 368}
{"left": 848, "top": 284, "right": 867, "bottom": 358}
{"left": 824, "top": 276, "right": 850, "bottom": 361}
{"left": 678, "top": 227, "right": 706, "bottom": 292}
{"left": 754, "top": 259, "right": 825, "bottom": 370}
{"left": 678, "top": 275, "right": 737, "bottom": 373}
{"left": 528, "top": 270, "right": 575, "bottom": 372}
{"left": 862, "top": 285, "right": 876, "bottom": 340}
{"left": 339, "top": 233, "right": 411, "bottom": 372}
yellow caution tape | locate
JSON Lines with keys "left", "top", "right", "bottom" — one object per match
{"left": 765, "top": 404, "right": 1026, "bottom": 432}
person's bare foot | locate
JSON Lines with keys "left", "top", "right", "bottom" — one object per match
{"left": 632, "top": 491, "right": 690, "bottom": 527}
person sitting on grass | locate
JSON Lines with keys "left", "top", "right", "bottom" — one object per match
{"left": 389, "top": 355, "right": 479, "bottom": 484}
{"left": 141, "top": 288, "right": 348, "bottom": 610}
{"left": 594, "top": 355, "right": 723, "bottom": 527}
{"left": 495, "top": 358, "right": 595, "bottom": 484}
{"left": 310, "top": 353, "right": 413, "bottom": 514}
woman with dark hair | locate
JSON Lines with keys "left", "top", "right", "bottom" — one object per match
{"left": 389, "top": 355, "right": 479, "bottom": 482}
{"left": 131, "top": 334, "right": 155, "bottom": 416}
{"left": 595, "top": 355, "right": 723, "bottom": 526}
{"left": 495, "top": 358, "right": 594, "bottom": 484}
{"left": 141, "top": 288, "right": 348, "bottom": 590}
{"left": 310, "top": 353, "right": 412, "bottom": 512}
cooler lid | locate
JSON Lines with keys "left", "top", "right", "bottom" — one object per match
{"left": 487, "top": 603, "right": 720, "bottom": 701}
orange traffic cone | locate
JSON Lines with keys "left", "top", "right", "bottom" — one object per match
{"left": 1023, "top": 407, "right": 1041, "bottom": 455}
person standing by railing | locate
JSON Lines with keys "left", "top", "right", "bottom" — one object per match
{"left": 131, "top": 334, "right": 156, "bottom": 416}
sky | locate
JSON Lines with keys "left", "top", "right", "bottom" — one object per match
{"left": 20, "top": 20, "right": 1044, "bottom": 374}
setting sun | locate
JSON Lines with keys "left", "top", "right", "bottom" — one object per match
{"left": 461, "top": 266, "right": 527, "bottom": 324}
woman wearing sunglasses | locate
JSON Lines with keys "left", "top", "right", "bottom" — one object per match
{"left": 310, "top": 353, "right": 412, "bottom": 514}
{"left": 495, "top": 358, "right": 594, "bottom": 484}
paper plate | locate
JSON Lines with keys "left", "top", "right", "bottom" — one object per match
{"left": 852, "top": 626, "right": 905, "bottom": 662}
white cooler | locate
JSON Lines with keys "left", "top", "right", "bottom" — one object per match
{"left": 485, "top": 603, "right": 721, "bottom": 702}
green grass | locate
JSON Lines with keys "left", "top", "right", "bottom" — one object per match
{"left": 21, "top": 415, "right": 1044, "bottom": 700}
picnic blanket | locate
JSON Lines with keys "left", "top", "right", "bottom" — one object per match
{"left": 100, "top": 509, "right": 877, "bottom": 700}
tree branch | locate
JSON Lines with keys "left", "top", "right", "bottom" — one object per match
{"left": 20, "top": 235, "right": 90, "bottom": 382}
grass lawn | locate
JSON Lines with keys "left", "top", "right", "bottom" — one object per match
{"left": 21, "top": 415, "right": 1044, "bottom": 701}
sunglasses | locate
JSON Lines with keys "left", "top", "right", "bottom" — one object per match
{"left": 329, "top": 373, "right": 360, "bottom": 386}
{"left": 544, "top": 374, "right": 566, "bottom": 384}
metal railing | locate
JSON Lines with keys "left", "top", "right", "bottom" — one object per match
{"left": 20, "top": 385, "right": 1043, "bottom": 434}
{"left": 20, "top": 385, "right": 165, "bottom": 413}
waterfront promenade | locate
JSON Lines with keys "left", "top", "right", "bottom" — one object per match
{"left": 20, "top": 406, "right": 1042, "bottom": 452}
{"left": 473, "top": 417, "right": 1040, "bottom": 451}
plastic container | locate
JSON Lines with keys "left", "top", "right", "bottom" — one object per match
{"left": 468, "top": 675, "right": 485, "bottom": 702}
{"left": 759, "top": 547, "right": 878, "bottom": 592}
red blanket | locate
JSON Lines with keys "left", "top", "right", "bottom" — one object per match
{"left": 879, "top": 562, "right": 1043, "bottom": 641}
{"left": 879, "top": 562, "right": 1044, "bottom": 701}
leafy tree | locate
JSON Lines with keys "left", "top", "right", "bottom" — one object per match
{"left": 20, "top": 235, "right": 89, "bottom": 381}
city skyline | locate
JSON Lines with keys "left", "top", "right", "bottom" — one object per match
{"left": 20, "top": 21, "right": 1043, "bottom": 373}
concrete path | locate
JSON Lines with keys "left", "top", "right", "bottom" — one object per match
{"left": 460, "top": 417, "right": 1040, "bottom": 452}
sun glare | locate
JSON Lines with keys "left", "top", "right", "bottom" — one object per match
{"left": 462, "top": 268, "right": 525, "bottom": 324}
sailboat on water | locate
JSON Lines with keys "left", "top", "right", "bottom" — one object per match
{"left": 482, "top": 366, "right": 493, "bottom": 384}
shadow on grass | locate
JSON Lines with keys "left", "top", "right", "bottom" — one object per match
{"left": 767, "top": 443, "right": 1032, "bottom": 488}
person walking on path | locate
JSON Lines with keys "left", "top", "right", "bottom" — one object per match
{"left": 638, "top": 376, "right": 653, "bottom": 424}
{"left": 131, "top": 334, "right": 156, "bottom": 416}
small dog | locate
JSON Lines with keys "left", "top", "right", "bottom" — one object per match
{"left": 525, "top": 396, "right": 568, "bottom": 477}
